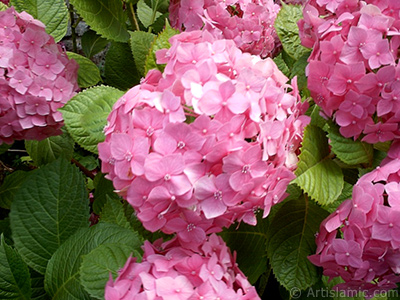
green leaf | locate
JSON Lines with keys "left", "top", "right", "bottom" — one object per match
{"left": 74, "top": 155, "right": 99, "bottom": 171}
{"left": 387, "top": 289, "right": 400, "bottom": 300}
{"left": 273, "top": 53, "right": 291, "bottom": 78}
{"left": 282, "top": 50, "right": 296, "bottom": 69}
{"left": 30, "top": 269, "right": 50, "bottom": 300}
{"left": 266, "top": 196, "right": 329, "bottom": 292}
{"left": 129, "top": 30, "right": 156, "bottom": 76}
{"left": 290, "top": 51, "right": 311, "bottom": 91}
{"left": 285, "top": 183, "right": 303, "bottom": 202}
{"left": 274, "top": 3, "right": 309, "bottom": 60}
{"left": 105, "top": 42, "right": 141, "bottom": 90}
{"left": 24, "top": 132, "right": 74, "bottom": 166}
{"left": 72, "top": 145, "right": 100, "bottom": 171}
{"left": 69, "top": 0, "right": 129, "bottom": 42}
{"left": 80, "top": 243, "right": 141, "bottom": 299}
{"left": 295, "top": 125, "right": 330, "bottom": 176}
{"left": 374, "top": 141, "right": 391, "bottom": 152}
{"left": 342, "top": 167, "right": 360, "bottom": 185}
{"left": 44, "top": 223, "right": 142, "bottom": 300}
{"left": 123, "top": 202, "right": 170, "bottom": 242}
{"left": 99, "top": 196, "right": 131, "bottom": 229}
{"left": 219, "top": 216, "right": 269, "bottom": 284}
{"left": 66, "top": 52, "right": 102, "bottom": 88}
{"left": 295, "top": 278, "right": 334, "bottom": 300}
{"left": 321, "top": 182, "right": 353, "bottom": 214}
{"left": 0, "top": 235, "right": 31, "bottom": 299}
{"left": 0, "top": 3, "right": 8, "bottom": 11}
{"left": 358, "top": 149, "right": 387, "bottom": 178}
{"left": 137, "top": 0, "right": 161, "bottom": 28}
{"left": 0, "top": 171, "right": 28, "bottom": 209}
{"left": 10, "top": 0, "right": 68, "bottom": 42}
{"left": 309, "top": 104, "right": 327, "bottom": 129}
{"left": 294, "top": 125, "right": 344, "bottom": 205}
{"left": 0, "top": 143, "right": 11, "bottom": 155}
{"left": 81, "top": 30, "right": 110, "bottom": 58}
{"left": 60, "top": 85, "right": 124, "bottom": 154}
{"left": 10, "top": 158, "right": 90, "bottom": 274}
{"left": 93, "top": 173, "right": 120, "bottom": 214}
{"left": 294, "top": 159, "right": 344, "bottom": 206}
{"left": 321, "top": 276, "right": 390, "bottom": 300}
{"left": 326, "top": 122, "right": 374, "bottom": 166}
{"left": 150, "top": 0, "right": 168, "bottom": 12}
{"left": 0, "top": 218, "right": 12, "bottom": 246}
{"left": 153, "top": 0, "right": 169, "bottom": 12}
{"left": 254, "top": 266, "right": 271, "bottom": 298}
{"left": 151, "top": 13, "right": 170, "bottom": 34}
{"left": 144, "top": 20, "right": 179, "bottom": 74}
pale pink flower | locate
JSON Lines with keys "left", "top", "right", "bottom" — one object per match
{"left": 156, "top": 276, "right": 194, "bottom": 300}
{"left": 0, "top": 7, "right": 78, "bottom": 144}
{"left": 300, "top": 0, "right": 400, "bottom": 143}
{"left": 309, "top": 151, "right": 400, "bottom": 294}
{"left": 105, "top": 234, "right": 260, "bottom": 300}
{"left": 31, "top": 51, "right": 65, "bottom": 80}
{"left": 169, "top": 0, "right": 280, "bottom": 58}
{"left": 109, "top": 133, "right": 148, "bottom": 180}
{"left": 18, "top": 26, "right": 49, "bottom": 54}
{"left": 99, "top": 30, "right": 309, "bottom": 247}
{"left": 194, "top": 174, "right": 237, "bottom": 219}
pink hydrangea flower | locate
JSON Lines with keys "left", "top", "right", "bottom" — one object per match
{"left": 309, "top": 144, "right": 400, "bottom": 297}
{"left": 98, "top": 30, "right": 310, "bottom": 248}
{"left": 105, "top": 234, "right": 260, "bottom": 300}
{"left": 168, "top": 0, "right": 281, "bottom": 58}
{"left": 299, "top": 0, "right": 400, "bottom": 143}
{"left": 0, "top": 7, "right": 78, "bottom": 144}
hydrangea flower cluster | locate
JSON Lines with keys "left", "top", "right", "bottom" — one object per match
{"left": 0, "top": 7, "right": 78, "bottom": 144}
{"left": 298, "top": 0, "right": 400, "bottom": 143}
{"left": 309, "top": 149, "right": 400, "bottom": 297}
{"left": 168, "top": 0, "right": 281, "bottom": 58}
{"left": 98, "top": 30, "right": 309, "bottom": 248}
{"left": 105, "top": 234, "right": 260, "bottom": 300}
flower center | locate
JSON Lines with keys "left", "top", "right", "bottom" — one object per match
{"left": 146, "top": 126, "right": 154, "bottom": 136}
{"left": 125, "top": 152, "right": 132, "bottom": 162}
{"left": 177, "top": 141, "right": 186, "bottom": 149}
{"left": 213, "top": 190, "right": 223, "bottom": 201}
{"left": 187, "top": 223, "right": 195, "bottom": 231}
{"left": 242, "top": 165, "right": 250, "bottom": 173}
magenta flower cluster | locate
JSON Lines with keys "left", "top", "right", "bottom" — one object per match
{"left": 168, "top": 0, "right": 281, "bottom": 58}
{"left": 105, "top": 234, "right": 260, "bottom": 300}
{"left": 0, "top": 7, "right": 78, "bottom": 144}
{"left": 98, "top": 30, "right": 309, "bottom": 249}
{"left": 298, "top": 0, "right": 400, "bottom": 143}
{"left": 309, "top": 145, "right": 400, "bottom": 297}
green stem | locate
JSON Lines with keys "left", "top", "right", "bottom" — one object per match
{"left": 71, "top": 158, "right": 95, "bottom": 180}
{"left": 129, "top": 3, "right": 140, "bottom": 31}
{"left": 0, "top": 160, "right": 13, "bottom": 173}
{"left": 148, "top": 0, "right": 159, "bottom": 33}
{"left": 68, "top": 4, "right": 80, "bottom": 53}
